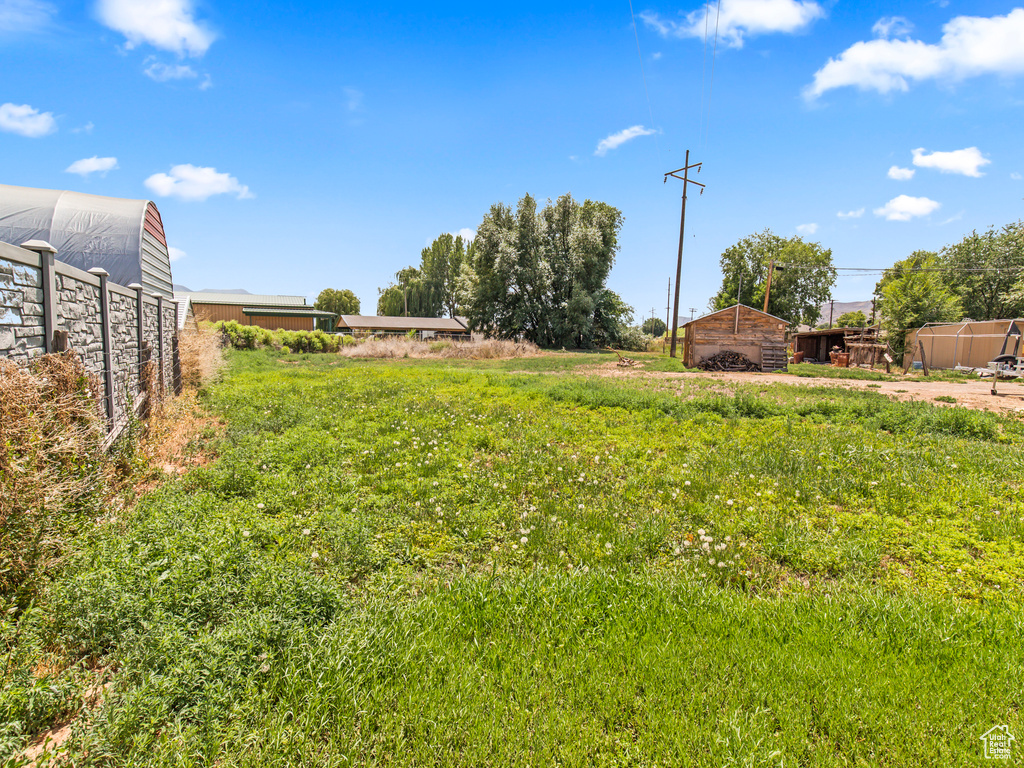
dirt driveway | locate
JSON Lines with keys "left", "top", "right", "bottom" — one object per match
{"left": 593, "top": 364, "right": 1024, "bottom": 415}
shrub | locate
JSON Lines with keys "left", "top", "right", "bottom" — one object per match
{"left": 0, "top": 354, "right": 106, "bottom": 601}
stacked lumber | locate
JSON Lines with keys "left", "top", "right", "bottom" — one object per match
{"left": 698, "top": 350, "right": 759, "bottom": 372}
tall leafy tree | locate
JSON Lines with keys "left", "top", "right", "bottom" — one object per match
{"left": 642, "top": 317, "right": 667, "bottom": 336}
{"left": 834, "top": 310, "right": 867, "bottom": 328}
{"left": 940, "top": 221, "right": 1024, "bottom": 321}
{"left": 462, "top": 193, "right": 631, "bottom": 348}
{"left": 875, "top": 251, "right": 962, "bottom": 357}
{"left": 708, "top": 229, "right": 836, "bottom": 327}
{"left": 377, "top": 234, "right": 477, "bottom": 317}
{"left": 314, "top": 288, "right": 360, "bottom": 331}
{"left": 377, "top": 267, "right": 435, "bottom": 316}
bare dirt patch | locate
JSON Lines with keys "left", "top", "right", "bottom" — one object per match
{"left": 585, "top": 362, "right": 1024, "bottom": 415}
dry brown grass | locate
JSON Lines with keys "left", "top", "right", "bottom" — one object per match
{"left": 0, "top": 353, "right": 106, "bottom": 598}
{"left": 177, "top": 323, "right": 225, "bottom": 389}
{"left": 338, "top": 337, "right": 540, "bottom": 360}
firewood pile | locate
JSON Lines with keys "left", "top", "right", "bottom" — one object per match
{"left": 698, "top": 350, "right": 759, "bottom": 372}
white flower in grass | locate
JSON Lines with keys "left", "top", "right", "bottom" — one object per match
{"left": 605, "top": 542, "right": 613, "bottom": 550}
{"left": 717, "top": 562, "right": 726, "bottom": 568}
{"left": 684, "top": 481, "right": 691, "bottom": 487}
{"left": 726, "top": 500, "right": 734, "bottom": 506}
{"left": 697, "top": 528, "right": 705, "bottom": 536}
{"left": 256, "top": 503, "right": 264, "bottom": 509}
{"left": 242, "top": 530, "right": 251, "bottom": 537}
{"left": 302, "top": 528, "right": 311, "bottom": 536}
{"left": 520, "top": 536, "right": 528, "bottom": 545}
{"left": 311, "top": 551, "right": 319, "bottom": 560}
{"left": 708, "top": 557, "right": 715, "bottom": 564}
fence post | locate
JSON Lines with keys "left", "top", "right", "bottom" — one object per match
{"left": 140, "top": 340, "right": 152, "bottom": 419}
{"left": 19, "top": 240, "right": 57, "bottom": 353}
{"left": 154, "top": 293, "right": 165, "bottom": 397}
{"left": 172, "top": 334, "right": 182, "bottom": 395}
{"left": 88, "top": 267, "right": 114, "bottom": 429}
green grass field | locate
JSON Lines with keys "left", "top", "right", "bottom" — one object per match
{"left": 4, "top": 350, "right": 1023, "bottom": 766}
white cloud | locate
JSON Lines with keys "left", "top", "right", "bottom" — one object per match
{"left": 911, "top": 146, "right": 990, "bottom": 177}
{"left": 96, "top": 0, "right": 215, "bottom": 57}
{"left": 873, "top": 195, "right": 941, "bottom": 221}
{"left": 199, "top": 74, "right": 212, "bottom": 90}
{"left": 144, "top": 164, "right": 253, "bottom": 202}
{"left": 594, "top": 125, "right": 657, "bottom": 157}
{"left": 796, "top": 223, "right": 818, "bottom": 235}
{"left": 1011, "top": 172, "right": 1022, "bottom": 180}
{"left": 168, "top": 246, "right": 186, "bottom": 261}
{"left": 144, "top": 61, "right": 197, "bottom": 82}
{"left": 451, "top": 228, "right": 475, "bottom": 242}
{"left": 71, "top": 121, "right": 95, "bottom": 134}
{"left": 0, "top": 0, "right": 56, "bottom": 32}
{"left": 651, "top": 51, "right": 662, "bottom": 60}
{"left": 888, "top": 165, "right": 915, "bottom": 180}
{"left": 872, "top": 16, "right": 913, "bottom": 40}
{"left": 806, "top": 9, "right": 1024, "bottom": 99}
{"left": 837, "top": 208, "right": 865, "bottom": 219}
{"left": 641, "top": 0, "right": 825, "bottom": 49}
{"left": 0, "top": 102, "right": 56, "bottom": 137}
{"left": 65, "top": 156, "right": 118, "bottom": 177}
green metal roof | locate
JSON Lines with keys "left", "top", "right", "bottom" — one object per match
{"left": 242, "top": 306, "right": 336, "bottom": 318}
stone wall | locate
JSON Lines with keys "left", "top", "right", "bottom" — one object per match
{"left": 0, "top": 240, "right": 181, "bottom": 447}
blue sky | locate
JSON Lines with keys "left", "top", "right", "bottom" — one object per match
{"left": 2, "top": 0, "right": 1022, "bottom": 321}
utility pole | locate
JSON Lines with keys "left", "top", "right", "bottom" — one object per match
{"left": 664, "top": 279, "right": 671, "bottom": 352}
{"left": 666, "top": 151, "right": 705, "bottom": 358}
{"left": 828, "top": 299, "right": 835, "bottom": 328}
{"left": 689, "top": 307, "right": 698, "bottom": 321}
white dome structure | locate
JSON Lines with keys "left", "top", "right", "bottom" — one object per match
{"left": 0, "top": 183, "right": 173, "bottom": 296}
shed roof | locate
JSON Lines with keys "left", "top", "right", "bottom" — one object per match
{"left": 174, "top": 297, "right": 192, "bottom": 331}
{"left": 791, "top": 326, "right": 879, "bottom": 339}
{"left": 338, "top": 315, "right": 469, "bottom": 332}
{"left": 242, "top": 306, "right": 336, "bottom": 318}
{"left": 683, "top": 304, "right": 788, "bottom": 327}
{"left": 176, "top": 292, "right": 308, "bottom": 306}
{"left": 0, "top": 183, "right": 172, "bottom": 296}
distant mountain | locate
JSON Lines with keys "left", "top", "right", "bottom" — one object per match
{"left": 819, "top": 300, "right": 874, "bottom": 324}
{"left": 173, "top": 284, "right": 253, "bottom": 295}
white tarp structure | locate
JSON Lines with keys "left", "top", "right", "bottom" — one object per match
{"left": 0, "top": 183, "right": 173, "bottom": 296}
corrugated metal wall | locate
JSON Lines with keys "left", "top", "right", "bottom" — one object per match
{"left": 191, "top": 303, "right": 315, "bottom": 331}
{"left": 904, "top": 320, "right": 1023, "bottom": 369}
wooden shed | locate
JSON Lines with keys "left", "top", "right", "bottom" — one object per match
{"left": 682, "top": 304, "right": 788, "bottom": 371}
{"left": 174, "top": 291, "right": 335, "bottom": 331}
{"left": 336, "top": 315, "right": 470, "bottom": 339}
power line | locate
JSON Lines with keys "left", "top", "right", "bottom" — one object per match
{"left": 705, "top": 0, "right": 722, "bottom": 149}
{"left": 699, "top": 0, "right": 710, "bottom": 146}
{"left": 627, "top": 0, "right": 661, "bottom": 164}
{"left": 779, "top": 264, "right": 1024, "bottom": 273}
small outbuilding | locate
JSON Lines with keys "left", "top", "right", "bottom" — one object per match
{"left": 904, "top": 319, "right": 1024, "bottom": 370}
{"left": 337, "top": 315, "right": 470, "bottom": 339}
{"left": 175, "top": 291, "right": 335, "bottom": 331}
{"left": 790, "top": 326, "right": 881, "bottom": 364}
{"left": 681, "top": 304, "right": 788, "bottom": 371}
{"left": 0, "top": 183, "right": 173, "bottom": 296}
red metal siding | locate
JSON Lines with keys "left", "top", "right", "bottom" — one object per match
{"left": 144, "top": 202, "right": 167, "bottom": 247}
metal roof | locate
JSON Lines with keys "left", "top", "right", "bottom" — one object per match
{"left": 242, "top": 306, "right": 336, "bottom": 318}
{"left": 338, "top": 315, "right": 469, "bottom": 332}
{"left": 683, "top": 304, "right": 789, "bottom": 327}
{"left": 175, "top": 297, "right": 192, "bottom": 331}
{"left": 176, "top": 292, "right": 308, "bottom": 306}
{"left": 0, "top": 183, "right": 172, "bottom": 296}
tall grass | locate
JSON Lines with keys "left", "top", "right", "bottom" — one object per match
{"left": 0, "top": 353, "right": 106, "bottom": 602}
{"left": 176, "top": 325, "right": 224, "bottom": 390}
{"left": 7, "top": 351, "right": 1023, "bottom": 764}
{"left": 338, "top": 336, "right": 539, "bottom": 359}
